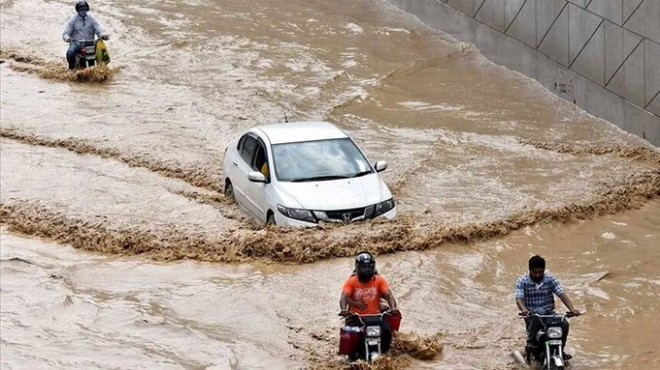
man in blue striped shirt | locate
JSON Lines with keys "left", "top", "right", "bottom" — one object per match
{"left": 516, "top": 255, "right": 581, "bottom": 357}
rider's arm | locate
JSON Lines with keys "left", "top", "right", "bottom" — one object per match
{"left": 62, "top": 17, "right": 75, "bottom": 42}
{"left": 558, "top": 293, "right": 579, "bottom": 314}
{"left": 340, "top": 278, "right": 355, "bottom": 312}
{"left": 89, "top": 15, "right": 108, "bottom": 39}
{"left": 516, "top": 298, "right": 528, "bottom": 313}
{"left": 551, "top": 275, "right": 580, "bottom": 315}
{"left": 378, "top": 277, "right": 398, "bottom": 312}
{"left": 515, "top": 277, "right": 528, "bottom": 314}
{"left": 383, "top": 290, "right": 397, "bottom": 311}
{"left": 340, "top": 293, "right": 349, "bottom": 311}
{"left": 341, "top": 292, "right": 366, "bottom": 310}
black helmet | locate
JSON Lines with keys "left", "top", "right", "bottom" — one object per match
{"left": 355, "top": 251, "right": 376, "bottom": 282}
{"left": 75, "top": 1, "right": 89, "bottom": 12}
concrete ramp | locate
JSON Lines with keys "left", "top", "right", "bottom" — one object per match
{"left": 387, "top": 0, "right": 660, "bottom": 145}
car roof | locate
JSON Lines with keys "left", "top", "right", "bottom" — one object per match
{"left": 253, "top": 121, "right": 348, "bottom": 145}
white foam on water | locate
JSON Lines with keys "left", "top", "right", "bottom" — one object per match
{"left": 601, "top": 232, "right": 616, "bottom": 240}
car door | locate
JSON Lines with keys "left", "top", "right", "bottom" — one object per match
{"left": 242, "top": 139, "right": 270, "bottom": 222}
{"left": 226, "top": 135, "right": 246, "bottom": 201}
{"left": 233, "top": 134, "right": 261, "bottom": 219}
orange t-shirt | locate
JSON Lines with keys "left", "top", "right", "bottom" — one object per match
{"left": 342, "top": 275, "right": 390, "bottom": 315}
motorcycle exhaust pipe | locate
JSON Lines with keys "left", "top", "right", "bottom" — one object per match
{"left": 512, "top": 351, "right": 529, "bottom": 367}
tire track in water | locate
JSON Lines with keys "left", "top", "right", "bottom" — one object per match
{"left": 0, "top": 127, "right": 224, "bottom": 192}
{"left": 170, "top": 189, "right": 261, "bottom": 229}
{"left": 1, "top": 169, "right": 657, "bottom": 264}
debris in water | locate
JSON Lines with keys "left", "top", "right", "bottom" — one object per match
{"left": 512, "top": 350, "right": 529, "bottom": 367}
{"left": 592, "top": 272, "right": 611, "bottom": 284}
{"left": 601, "top": 232, "right": 616, "bottom": 240}
{"left": 0, "top": 257, "right": 33, "bottom": 265}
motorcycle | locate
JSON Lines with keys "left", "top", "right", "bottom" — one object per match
{"left": 73, "top": 40, "right": 97, "bottom": 69}
{"left": 519, "top": 312, "right": 577, "bottom": 370}
{"left": 338, "top": 310, "right": 401, "bottom": 363}
{"left": 71, "top": 38, "right": 109, "bottom": 70}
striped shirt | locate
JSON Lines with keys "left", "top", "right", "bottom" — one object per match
{"left": 515, "top": 273, "right": 565, "bottom": 314}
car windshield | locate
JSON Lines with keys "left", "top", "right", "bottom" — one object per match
{"left": 272, "top": 138, "right": 373, "bottom": 182}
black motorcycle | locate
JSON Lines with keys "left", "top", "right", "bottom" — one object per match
{"left": 521, "top": 312, "right": 577, "bottom": 370}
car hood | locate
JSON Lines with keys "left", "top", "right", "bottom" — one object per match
{"left": 276, "top": 174, "right": 391, "bottom": 211}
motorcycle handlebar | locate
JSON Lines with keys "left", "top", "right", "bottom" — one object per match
{"left": 70, "top": 39, "right": 97, "bottom": 45}
{"left": 338, "top": 310, "right": 399, "bottom": 319}
{"left": 518, "top": 312, "right": 580, "bottom": 318}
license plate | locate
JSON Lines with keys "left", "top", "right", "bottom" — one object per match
{"left": 547, "top": 340, "right": 563, "bottom": 346}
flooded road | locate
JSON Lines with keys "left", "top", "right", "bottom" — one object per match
{"left": 2, "top": 203, "right": 658, "bottom": 369}
{"left": 1, "top": 0, "right": 659, "bottom": 369}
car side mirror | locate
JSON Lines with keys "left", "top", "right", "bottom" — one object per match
{"left": 248, "top": 171, "right": 267, "bottom": 183}
{"left": 374, "top": 161, "right": 388, "bottom": 173}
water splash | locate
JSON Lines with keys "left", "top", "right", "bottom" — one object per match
{"left": 0, "top": 49, "right": 118, "bottom": 83}
{"left": 1, "top": 167, "right": 657, "bottom": 264}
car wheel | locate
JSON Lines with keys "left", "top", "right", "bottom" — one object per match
{"left": 266, "top": 213, "right": 276, "bottom": 225}
{"left": 224, "top": 181, "right": 235, "bottom": 203}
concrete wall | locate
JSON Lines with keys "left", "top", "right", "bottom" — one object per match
{"left": 387, "top": 0, "right": 660, "bottom": 145}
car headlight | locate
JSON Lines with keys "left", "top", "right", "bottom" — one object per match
{"left": 313, "top": 211, "right": 330, "bottom": 222}
{"left": 547, "top": 327, "right": 562, "bottom": 339}
{"left": 374, "top": 198, "right": 395, "bottom": 217}
{"left": 366, "top": 326, "right": 381, "bottom": 337}
{"left": 277, "top": 205, "right": 316, "bottom": 223}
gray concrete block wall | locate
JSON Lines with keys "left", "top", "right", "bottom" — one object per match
{"left": 387, "top": 0, "right": 660, "bottom": 145}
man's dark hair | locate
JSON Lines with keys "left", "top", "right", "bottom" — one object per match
{"left": 528, "top": 255, "right": 545, "bottom": 271}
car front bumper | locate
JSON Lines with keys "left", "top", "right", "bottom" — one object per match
{"left": 274, "top": 206, "right": 397, "bottom": 227}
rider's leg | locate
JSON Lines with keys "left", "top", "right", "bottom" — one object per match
{"left": 66, "top": 43, "right": 82, "bottom": 70}
{"left": 561, "top": 317, "right": 571, "bottom": 358}
{"left": 380, "top": 320, "right": 393, "bottom": 353}
{"left": 526, "top": 316, "right": 543, "bottom": 346}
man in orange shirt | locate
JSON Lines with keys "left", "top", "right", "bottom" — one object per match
{"left": 339, "top": 251, "right": 400, "bottom": 354}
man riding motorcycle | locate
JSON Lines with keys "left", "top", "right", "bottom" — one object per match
{"left": 62, "top": 1, "right": 109, "bottom": 71}
{"left": 339, "top": 251, "right": 400, "bottom": 354}
{"left": 515, "top": 255, "right": 581, "bottom": 359}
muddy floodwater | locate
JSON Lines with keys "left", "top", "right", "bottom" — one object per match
{"left": 1, "top": 0, "right": 659, "bottom": 369}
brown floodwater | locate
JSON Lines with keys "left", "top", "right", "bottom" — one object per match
{"left": 1, "top": 0, "right": 658, "bottom": 369}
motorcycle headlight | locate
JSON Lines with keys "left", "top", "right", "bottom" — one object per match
{"left": 277, "top": 205, "right": 316, "bottom": 223}
{"left": 374, "top": 198, "right": 395, "bottom": 217}
{"left": 366, "top": 326, "right": 381, "bottom": 337}
{"left": 547, "top": 327, "right": 563, "bottom": 339}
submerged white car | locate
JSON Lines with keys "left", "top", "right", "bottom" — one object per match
{"left": 222, "top": 121, "right": 396, "bottom": 226}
